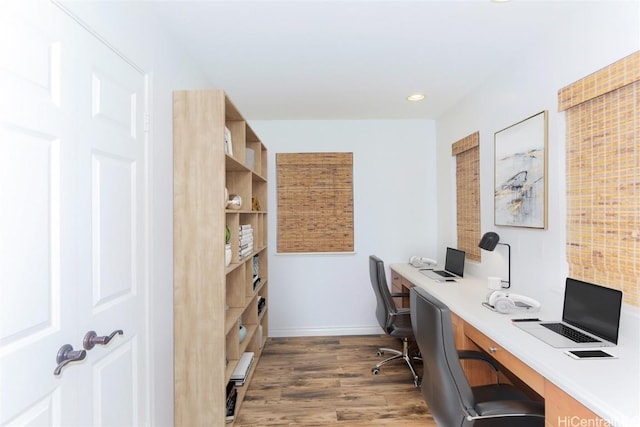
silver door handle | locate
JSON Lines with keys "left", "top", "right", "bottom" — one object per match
{"left": 83, "top": 329, "right": 123, "bottom": 350}
{"left": 54, "top": 344, "right": 86, "bottom": 376}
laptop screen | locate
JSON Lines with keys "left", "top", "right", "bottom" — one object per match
{"left": 563, "top": 278, "right": 623, "bottom": 344}
{"left": 444, "top": 247, "right": 466, "bottom": 278}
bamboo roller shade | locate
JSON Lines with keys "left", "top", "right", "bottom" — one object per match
{"left": 558, "top": 51, "right": 640, "bottom": 306}
{"left": 276, "top": 153, "right": 354, "bottom": 253}
{"left": 452, "top": 132, "right": 481, "bottom": 262}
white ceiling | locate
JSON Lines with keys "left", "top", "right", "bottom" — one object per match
{"left": 94, "top": 1, "right": 610, "bottom": 120}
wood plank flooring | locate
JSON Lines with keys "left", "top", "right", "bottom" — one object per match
{"left": 234, "top": 335, "right": 435, "bottom": 426}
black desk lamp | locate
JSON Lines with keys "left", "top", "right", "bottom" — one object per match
{"left": 478, "top": 232, "right": 511, "bottom": 288}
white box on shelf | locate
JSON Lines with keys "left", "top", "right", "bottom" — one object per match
{"left": 224, "top": 126, "right": 233, "bottom": 155}
{"left": 246, "top": 148, "right": 255, "bottom": 169}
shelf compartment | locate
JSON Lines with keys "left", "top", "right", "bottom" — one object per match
{"left": 252, "top": 179, "right": 267, "bottom": 213}
{"left": 239, "top": 323, "right": 257, "bottom": 356}
{"left": 246, "top": 139, "right": 263, "bottom": 176}
{"left": 226, "top": 170, "right": 252, "bottom": 212}
{"left": 244, "top": 261, "right": 255, "bottom": 298}
{"left": 225, "top": 307, "right": 243, "bottom": 335}
{"left": 253, "top": 248, "right": 268, "bottom": 281}
{"left": 225, "top": 120, "right": 246, "bottom": 164}
{"left": 226, "top": 154, "right": 250, "bottom": 172}
{"left": 259, "top": 314, "right": 269, "bottom": 350}
{"left": 226, "top": 321, "right": 240, "bottom": 363}
{"left": 260, "top": 144, "right": 268, "bottom": 180}
{"left": 226, "top": 213, "right": 240, "bottom": 265}
{"left": 226, "top": 267, "right": 245, "bottom": 309}
{"left": 242, "top": 296, "right": 259, "bottom": 326}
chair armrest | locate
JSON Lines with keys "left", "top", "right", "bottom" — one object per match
{"left": 458, "top": 350, "right": 499, "bottom": 372}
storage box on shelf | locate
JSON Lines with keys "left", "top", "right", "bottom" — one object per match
{"left": 174, "top": 89, "right": 268, "bottom": 426}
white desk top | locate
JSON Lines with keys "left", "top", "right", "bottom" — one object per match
{"left": 390, "top": 262, "right": 640, "bottom": 426}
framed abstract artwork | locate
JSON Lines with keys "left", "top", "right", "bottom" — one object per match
{"left": 494, "top": 110, "right": 548, "bottom": 228}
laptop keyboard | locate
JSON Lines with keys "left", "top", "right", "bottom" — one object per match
{"left": 435, "top": 270, "right": 454, "bottom": 278}
{"left": 542, "top": 323, "right": 600, "bottom": 343}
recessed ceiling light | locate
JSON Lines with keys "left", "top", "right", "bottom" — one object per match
{"left": 407, "top": 94, "right": 425, "bottom": 102}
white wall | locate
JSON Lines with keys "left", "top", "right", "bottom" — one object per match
{"left": 435, "top": 1, "right": 639, "bottom": 314}
{"left": 250, "top": 120, "right": 437, "bottom": 336}
{"left": 58, "top": 2, "right": 211, "bottom": 425}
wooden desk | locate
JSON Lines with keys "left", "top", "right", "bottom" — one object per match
{"left": 390, "top": 263, "right": 639, "bottom": 427}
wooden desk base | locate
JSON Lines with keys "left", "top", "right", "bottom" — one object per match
{"left": 391, "top": 269, "right": 608, "bottom": 427}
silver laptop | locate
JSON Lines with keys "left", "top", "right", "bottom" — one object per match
{"left": 420, "top": 247, "right": 466, "bottom": 282}
{"left": 514, "top": 278, "right": 622, "bottom": 348}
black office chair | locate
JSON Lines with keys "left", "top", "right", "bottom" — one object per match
{"left": 410, "top": 286, "right": 545, "bottom": 427}
{"left": 369, "top": 255, "right": 420, "bottom": 386}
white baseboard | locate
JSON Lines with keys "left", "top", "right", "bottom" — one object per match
{"left": 268, "top": 325, "right": 384, "bottom": 338}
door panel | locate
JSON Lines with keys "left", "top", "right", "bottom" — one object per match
{"left": 4, "top": 391, "right": 61, "bottom": 427}
{"left": 0, "top": 128, "right": 60, "bottom": 344}
{"left": 92, "top": 340, "right": 138, "bottom": 426}
{"left": 91, "top": 152, "right": 136, "bottom": 306}
{"left": 91, "top": 70, "right": 139, "bottom": 135}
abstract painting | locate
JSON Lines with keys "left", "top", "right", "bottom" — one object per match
{"left": 494, "top": 111, "right": 548, "bottom": 228}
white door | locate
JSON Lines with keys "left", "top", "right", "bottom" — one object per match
{"left": 0, "top": 1, "right": 150, "bottom": 425}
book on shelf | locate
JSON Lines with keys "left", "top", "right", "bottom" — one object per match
{"left": 226, "top": 381, "right": 237, "bottom": 423}
{"left": 239, "top": 224, "right": 252, "bottom": 230}
{"left": 253, "top": 254, "right": 259, "bottom": 276}
{"left": 231, "top": 352, "right": 254, "bottom": 386}
{"left": 239, "top": 246, "right": 254, "bottom": 258}
{"left": 239, "top": 244, "right": 253, "bottom": 252}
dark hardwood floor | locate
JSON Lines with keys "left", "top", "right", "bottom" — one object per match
{"left": 234, "top": 335, "right": 435, "bottom": 426}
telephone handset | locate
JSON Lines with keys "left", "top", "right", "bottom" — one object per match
{"left": 486, "top": 291, "right": 541, "bottom": 314}
{"left": 409, "top": 256, "right": 437, "bottom": 269}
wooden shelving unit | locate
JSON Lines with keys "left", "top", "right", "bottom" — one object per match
{"left": 173, "top": 89, "right": 268, "bottom": 426}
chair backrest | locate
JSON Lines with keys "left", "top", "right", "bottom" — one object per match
{"left": 369, "top": 255, "right": 398, "bottom": 332}
{"left": 410, "top": 286, "right": 476, "bottom": 427}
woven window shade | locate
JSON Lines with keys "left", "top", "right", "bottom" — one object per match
{"left": 276, "top": 153, "right": 354, "bottom": 253}
{"left": 452, "top": 132, "right": 481, "bottom": 262}
{"left": 559, "top": 51, "right": 640, "bottom": 307}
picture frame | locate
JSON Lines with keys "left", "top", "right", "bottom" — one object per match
{"left": 494, "top": 110, "right": 548, "bottom": 228}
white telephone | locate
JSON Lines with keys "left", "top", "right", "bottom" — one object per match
{"left": 409, "top": 256, "right": 437, "bottom": 269}
{"left": 485, "top": 291, "right": 541, "bottom": 314}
